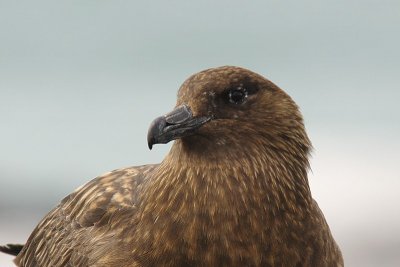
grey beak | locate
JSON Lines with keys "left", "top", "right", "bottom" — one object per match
{"left": 147, "top": 105, "right": 211, "bottom": 149}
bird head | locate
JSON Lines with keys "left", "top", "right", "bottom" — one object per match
{"left": 147, "top": 66, "right": 310, "bottom": 161}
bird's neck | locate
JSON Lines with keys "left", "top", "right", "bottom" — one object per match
{"left": 134, "top": 141, "right": 314, "bottom": 264}
{"left": 142, "top": 140, "right": 313, "bottom": 219}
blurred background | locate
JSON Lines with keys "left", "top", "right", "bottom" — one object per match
{"left": 1, "top": 0, "right": 399, "bottom": 266}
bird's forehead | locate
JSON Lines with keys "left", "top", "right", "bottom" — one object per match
{"left": 177, "top": 66, "right": 262, "bottom": 101}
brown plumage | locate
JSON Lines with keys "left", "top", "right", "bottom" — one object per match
{"left": 4, "top": 66, "right": 343, "bottom": 266}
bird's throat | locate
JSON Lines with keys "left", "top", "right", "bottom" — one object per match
{"left": 133, "top": 141, "right": 314, "bottom": 265}
{"left": 142, "top": 140, "right": 313, "bottom": 223}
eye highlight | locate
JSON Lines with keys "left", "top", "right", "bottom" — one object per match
{"left": 228, "top": 87, "right": 248, "bottom": 105}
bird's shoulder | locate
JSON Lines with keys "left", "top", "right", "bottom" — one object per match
{"left": 58, "top": 164, "right": 156, "bottom": 226}
{"left": 15, "top": 164, "right": 158, "bottom": 267}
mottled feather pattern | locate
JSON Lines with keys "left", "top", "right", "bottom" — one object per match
{"left": 6, "top": 66, "right": 343, "bottom": 267}
{"left": 15, "top": 165, "right": 157, "bottom": 267}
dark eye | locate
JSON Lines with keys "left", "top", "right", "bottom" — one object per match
{"left": 228, "top": 88, "right": 248, "bottom": 104}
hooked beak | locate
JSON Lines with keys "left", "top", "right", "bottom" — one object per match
{"left": 147, "top": 105, "right": 211, "bottom": 150}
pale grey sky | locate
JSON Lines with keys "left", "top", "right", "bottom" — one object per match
{"left": 1, "top": 1, "right": 399, "bottom": 266}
